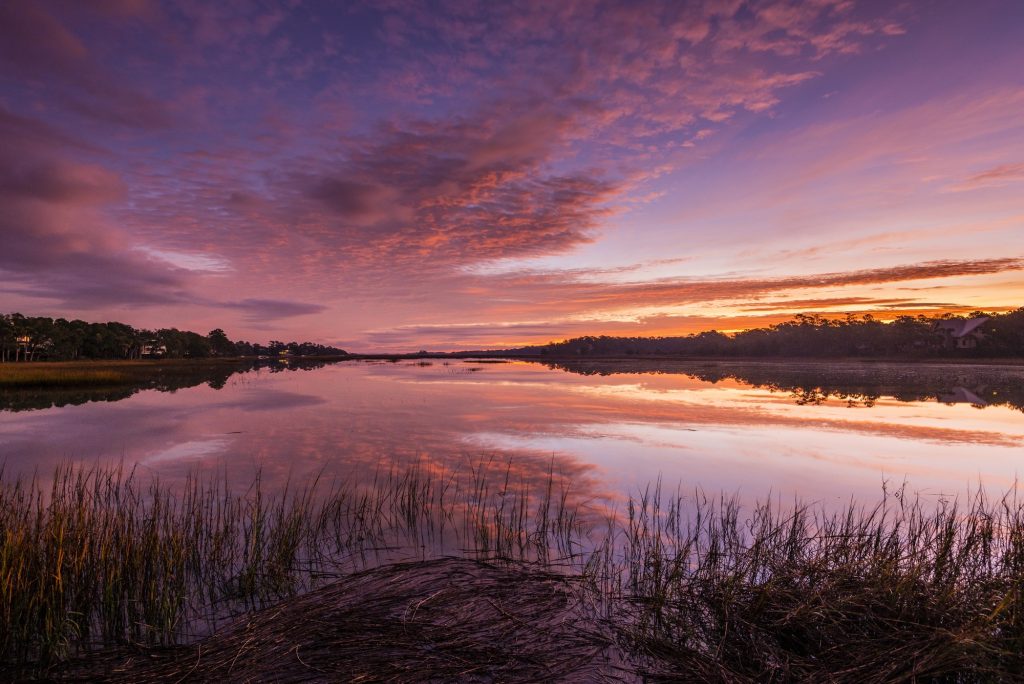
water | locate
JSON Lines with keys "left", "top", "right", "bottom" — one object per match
{"left": 2, "top": 359, "right": 1022, "bottom": 508}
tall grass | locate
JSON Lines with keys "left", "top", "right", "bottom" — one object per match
{"left": 2, "top": 464, "right": 1023, "bottom": 680}
{"left": 0, "top": 460, "right": 591, "bottom": 674}
{"left": 620, "top": 483, "right": 1024, "bottom": 680}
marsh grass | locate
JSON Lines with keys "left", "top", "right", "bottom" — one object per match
{"left": 0, "top": 460, "right": 592, "bottom": 675}
{"left": 0, "top": 367, "right": 133, "bottom": 387}
{"left": 618, "top": 483, "right": 1024, "bottom": 681}
{"left": 56, "top": 558, "right": 628, "bottom": 683}
{"left": 0, "top": 360, "right": 247, "bottom": 388}
{"left": 3, "top": 464, "right": 1024, "bottom": 681}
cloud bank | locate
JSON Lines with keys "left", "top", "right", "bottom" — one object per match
{"left": 1, "top": 1, "right": 1020, "bottom": 347}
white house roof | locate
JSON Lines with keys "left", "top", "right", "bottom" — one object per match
{"left": 933, "top": 316, "right": 989, "bottom": 338}
{"left": 939, "top": 387, "right": 988, "bottom": 406}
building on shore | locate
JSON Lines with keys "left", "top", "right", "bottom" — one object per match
{"left": 932, "top": 317, "right": 989, "bottom": 349}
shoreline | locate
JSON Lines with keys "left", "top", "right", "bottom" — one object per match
{"left": 499, "top": 354, "right": 1024, "bottom": 366}
{"left": 4, "top": 353, "right": 1023, "bottom": 365}
{"left": 0, "top": 357, "right": 264, "bottom": 388}
{"left": 2, "top": 354, "right": 1021, "bottom": 392}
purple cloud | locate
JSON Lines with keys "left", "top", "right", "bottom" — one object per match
{"left": 222, "top": 299, "right": 328, "bottom": 322}
{"left": 3, "top": 0, "right": 1019, "bottom": 348}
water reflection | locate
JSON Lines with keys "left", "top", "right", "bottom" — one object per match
{"left": 0, "top": 358, "right": 338, "bottom": 413}
{"left": 540, "top": 359, "right": 1024, "bottom": 412}
{"left": 1, "top": 359, "right": 1022, "bottom": 509}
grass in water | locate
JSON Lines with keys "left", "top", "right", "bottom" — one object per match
{"left": 2, "top": 464, "right": 1023, "bottom": 681}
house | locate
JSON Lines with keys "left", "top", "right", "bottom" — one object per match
{"left": 938, "top": 386, "right": 988, "bottom": 406}
{"left": 932, "top": 316, "right": 989, "bottom": 349}
{"left": 140, "top": 341, "right": 167, "bottom": 358}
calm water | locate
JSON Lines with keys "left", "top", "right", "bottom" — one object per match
{"left": 2, "top": 359, "right": 1023, "bottom": 508}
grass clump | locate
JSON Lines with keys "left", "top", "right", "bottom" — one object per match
{"left": 59, "top": 558, "right": 627, "bottom": 683}
{"left": 620, "top": 485, "right": 1024, "bottom": 681}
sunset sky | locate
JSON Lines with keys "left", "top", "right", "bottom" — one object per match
{"left": 2, "top": 0, "right": 1022, "bottom": 351}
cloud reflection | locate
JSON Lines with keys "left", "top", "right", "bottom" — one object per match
{"left": 2, "top": 361, "right": 1021, "bottom": 509}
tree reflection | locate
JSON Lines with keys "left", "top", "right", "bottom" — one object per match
{"left": 540, "top": 359, "right": 1024, "bottom": 413}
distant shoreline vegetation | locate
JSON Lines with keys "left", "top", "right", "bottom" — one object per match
{"left": 0, "top": 313, "right": 345, "bottom": 363}
{"left": 484, "top": 309, "right": 1024, "bottom": 359}
{"left": 4, "top": 309, "right": 1023, "bottom": 364}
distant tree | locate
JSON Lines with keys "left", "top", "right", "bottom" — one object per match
{"left": 207, "top": 328, "right": 235, "bottom": 356}
{"left": 0, "top": 315, "right": 14, "bottom": 362}
{"left": 10, "top": 315, "right": 55, "bottom": 361}
{"left": 0, "top": 312, "right": 341, "bottom": 361}
{"left": 184, "top": 331, "right": 211, "bottom": 358}
{"left": 981, "top": 308, "right": 1024, "bottom": 356}
{"left": 234, "top": 340, "right": 255, "bottom": 357}
{"left": 509, "top": 311, "right": 1019, "bottom": 360}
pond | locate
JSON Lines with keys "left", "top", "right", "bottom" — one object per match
{"left": 2, "top": 358, "right": 1022, "bottom": 510}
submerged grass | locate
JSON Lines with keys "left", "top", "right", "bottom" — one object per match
{"left": 57, "top": 558, "right": 628, "bottom": 683}
{"left": 2, "top": 464, "right": 1024, "bottom": 681}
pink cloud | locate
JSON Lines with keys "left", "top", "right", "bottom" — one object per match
{"left": 952, "top": 162, "right": 1024, "bottom": 191}
{"left": 469, "top": 258, "right": 1024, "bottom": 316}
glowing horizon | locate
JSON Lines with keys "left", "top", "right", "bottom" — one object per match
{"left": 1, "top": 1, "right": 1022, "bottom": 351}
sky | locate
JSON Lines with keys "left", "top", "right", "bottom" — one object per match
{"left": 1, "top": 0, "right": 1022, "bottom": 351}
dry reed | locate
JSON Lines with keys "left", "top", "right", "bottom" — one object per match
{"left": 3, "top": 464, "right": 1023, "bottom": 681}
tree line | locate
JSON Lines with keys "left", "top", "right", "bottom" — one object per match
{"left": 0, "top": 313, "right": 346, "bottom": 362}
{"left": 498, "top": 310, "right": 1024, "bottom": 358}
